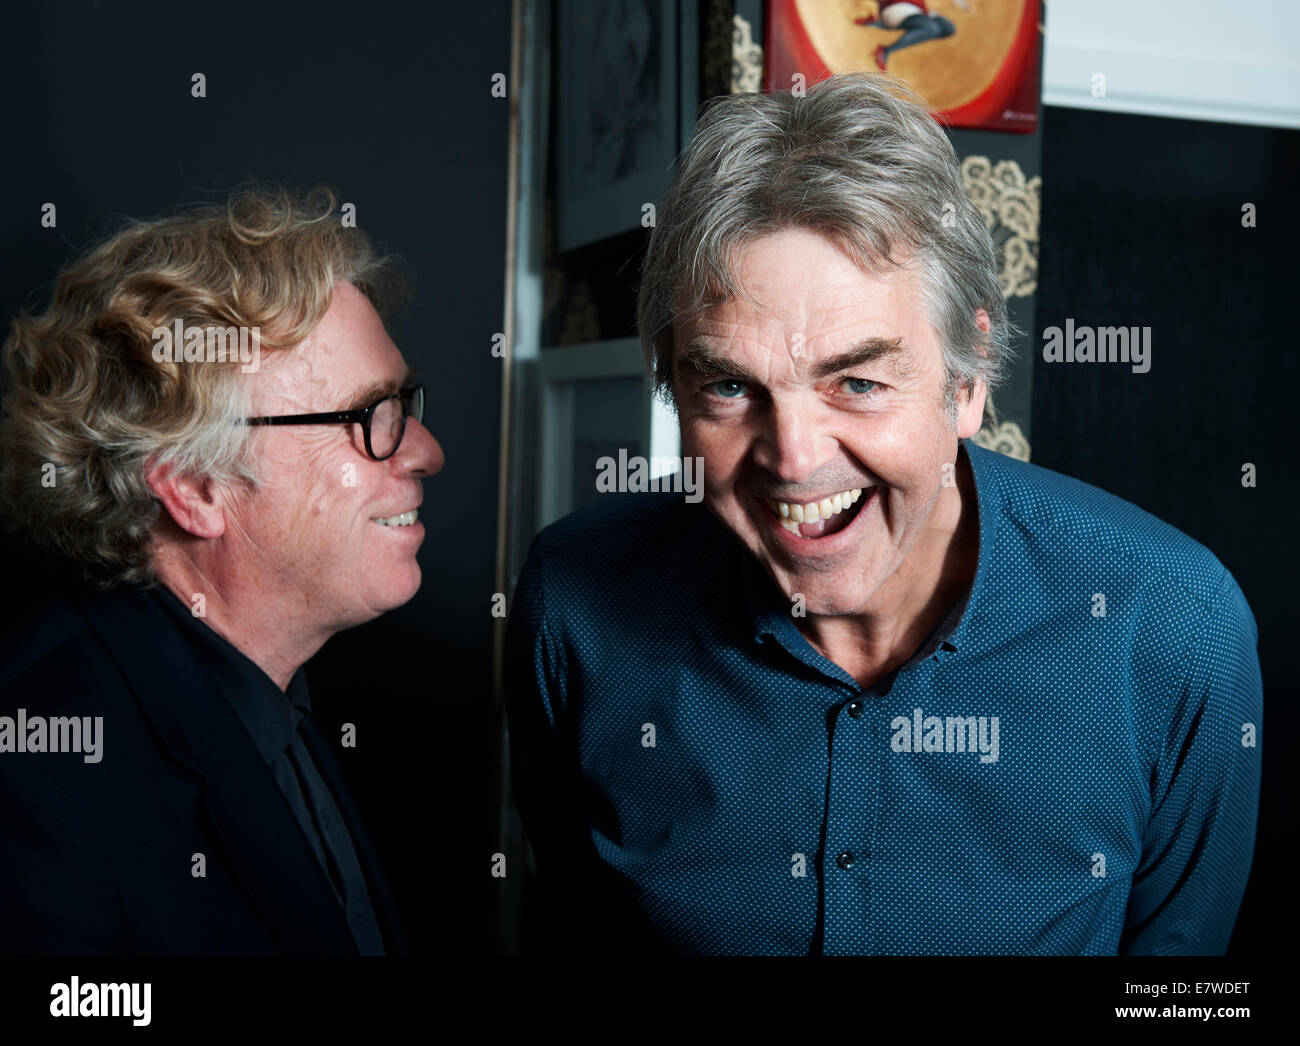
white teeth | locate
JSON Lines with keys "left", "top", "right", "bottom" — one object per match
{"left": 374, "top": 509, "right": 418, "bottom": 527}
{"left": 766, "top": 488, "right": 865, "bottom": 523}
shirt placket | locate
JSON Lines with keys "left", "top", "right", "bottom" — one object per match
{"left": 822, "top": 679, "right": 886, "bottom": 955}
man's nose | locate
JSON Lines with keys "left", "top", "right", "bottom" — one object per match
{"left": 393, "top": 418, "right": 444, "bottom": 478}
{"left": 748, "top": 400, "right": 828, "bottom": 486}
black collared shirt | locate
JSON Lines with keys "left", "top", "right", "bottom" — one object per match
{"left": 150, "top": 585, "right": 385, "bottom": 955}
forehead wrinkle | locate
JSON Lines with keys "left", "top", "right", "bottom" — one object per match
{"left": 341, "top": 362, "right": 418, "bottom": 411}
{"left": 249, "top": 346, "right": 331, "bottom": 415}
{"left": 682, "top": 272, "right": 923, "bottom": 381}
{"left": 259, "top": 333, "right": 415, "bottom": 415}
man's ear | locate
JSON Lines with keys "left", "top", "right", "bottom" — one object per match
{"left": 145, "top": 462, "right": 227, "bottom": 539}
{"left": 953, "top": 309, "right": 991, "bottom": 440}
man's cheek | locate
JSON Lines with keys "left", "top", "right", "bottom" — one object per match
{"left": 678, "top": 418, "right": 708, "bottom": 457}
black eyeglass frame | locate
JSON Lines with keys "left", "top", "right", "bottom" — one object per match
{"left": 244, "top": 384, "right": 425, "bottom": 461}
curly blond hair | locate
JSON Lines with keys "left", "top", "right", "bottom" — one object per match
{"left": 0, "top": 185, "right": 405, "bottom": 586}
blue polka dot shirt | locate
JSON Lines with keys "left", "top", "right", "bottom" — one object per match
{"left": 504, "top": 438, "right": 1262, "bottom": 955}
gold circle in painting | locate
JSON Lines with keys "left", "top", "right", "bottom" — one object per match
{"left": 794, "top": 0, "right": 1027, "bottom": 112}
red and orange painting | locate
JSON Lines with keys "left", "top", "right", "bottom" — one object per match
{"left": 763, "top": 0, "right": 1041, "bottom": 132}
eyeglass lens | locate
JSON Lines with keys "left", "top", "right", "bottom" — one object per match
{"left": 369, "top": 388, "right": 422, "bottom": 459}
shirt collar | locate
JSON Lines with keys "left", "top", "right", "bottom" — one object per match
{"left": 942, "top": 437, "right": 1003, "bottom": 655}
{"left": 740, "top": 437, "right": 1002, "bottom": 672}
{"left": 148, "top": 584, "right": 310, "bottom": 764}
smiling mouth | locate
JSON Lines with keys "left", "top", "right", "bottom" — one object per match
{"left": 764, "top": 487, "right": 869, "bottom": 539}
{"left": 372, "top": 509, "right": 419, "bottom": 527}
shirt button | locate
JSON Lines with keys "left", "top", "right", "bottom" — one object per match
{"left": 847, "top": 701, "right": 864, "bottom": 718}
{"left": 836, "top": 851, "right": 855, "bottom": 870}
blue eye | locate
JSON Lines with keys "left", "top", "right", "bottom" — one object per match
{"left": 707, "top": 380, "right": 747, "bottom": 399}
{"left": 842, "top": 377, "right": 879, "bottom": 395}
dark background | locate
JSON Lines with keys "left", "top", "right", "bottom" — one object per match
{"left": 1034, "top": 104, "right": 1296, "bottom": 954}
{"left": 0, "top": 0, "right": 510, "bottom": 954}
{"left": 1, "top": 0, "right": 1291, "bottom": 962}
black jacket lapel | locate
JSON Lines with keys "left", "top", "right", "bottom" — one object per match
{"left": 299, "top": 718, "right": 408, "bottom": 955}
{"left": 76, "top": 585, "right": 358, "bottom": 955}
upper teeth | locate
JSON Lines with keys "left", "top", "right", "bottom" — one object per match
{"left": 768, "top": 488, "right": 863, "bottom": 524}
{"left": 374, "top": 509, "right": 418, "bottom": 527}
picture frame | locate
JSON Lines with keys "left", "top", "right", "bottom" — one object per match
{"left": 554, "top": 0, "right": 699, "bottom": 251}
{"left": 536, "top": 338, "right": 680, "bottom": 528}
{"left": 764, "top": 0, "right": 1041, "bottom": 133}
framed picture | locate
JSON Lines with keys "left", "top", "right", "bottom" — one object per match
{"left": 555, "top": 0, "right": 699, "bottom": 251}
{"left": 764, "top": 0, "right": 1041, "bottom": 132}
{"left": 536, "top": 339, "right": 680, "bottom": 528}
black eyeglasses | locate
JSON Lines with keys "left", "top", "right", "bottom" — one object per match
{"left": 245, "top": 384, "right": 425, "bottom": 461}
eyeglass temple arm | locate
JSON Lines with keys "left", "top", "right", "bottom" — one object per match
{"left": 244, "top": 410, "right": 365, "bottom": 427}
{"left": 245, "top": 387, "right": 420, "bottom": 426}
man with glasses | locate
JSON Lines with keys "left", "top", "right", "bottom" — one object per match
{"left": 0, "top": 187, "right": 441, "bottom": 955}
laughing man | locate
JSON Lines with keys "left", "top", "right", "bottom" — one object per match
{"left": 504, "top": 74, "right": 1262, "bottom": 956}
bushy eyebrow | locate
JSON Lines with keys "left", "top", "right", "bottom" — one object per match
{"left": 810, "top": 338, "right": 910, "bottom": 379}
{"left": 341, "top": 364, "right": 418, "bottom": 410}
{"left": 677, "top": 336, "right": 909, "bottom": 384}
{"left": 677, "top": 342, "right": 755, "bottom": 382}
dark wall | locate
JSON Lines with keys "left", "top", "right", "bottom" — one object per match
{"left": 0, "top": 0, "right": 510, "bottom": 952}
{"left": 1034, "top": 104, "right": 1297, "bottom": 955}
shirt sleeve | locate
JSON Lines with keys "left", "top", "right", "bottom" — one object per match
{"left": 503, "top": 541, "right": 575, "bottom": 873}
{"left": 1120, "top": 568, "right": 1263, "bottom": 955}
{"left": 502, "top": 541, "right": 596, "bottom": 952}
{"left": 502, "top": 539, "right": 665, "bottom": 955}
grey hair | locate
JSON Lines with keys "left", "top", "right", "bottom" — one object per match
{"left": 637, "top": 72, "right": 1015, "bottom": 427}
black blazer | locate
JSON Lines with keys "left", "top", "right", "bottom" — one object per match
{"left": 0, "top": 582, "right": 407, "bottom": 955}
